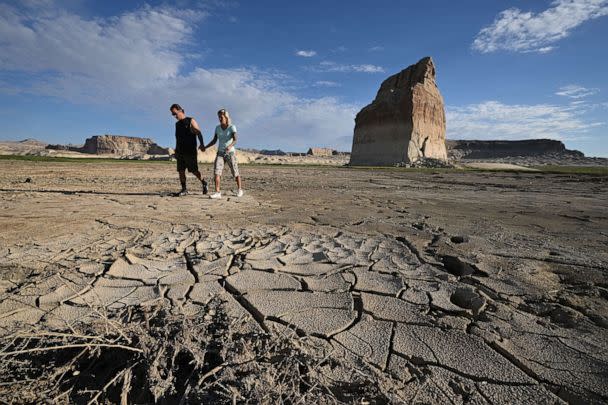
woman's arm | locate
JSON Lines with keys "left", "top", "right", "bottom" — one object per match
{"left": 226, "top": 132, "right": 237, "bottom": 151}
{"left": 205, "top": 134, "right": 218, "bottom": 149}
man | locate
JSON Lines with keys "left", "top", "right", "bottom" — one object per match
{"left": 170, "top": 103, "right": 208, "bottom": 196}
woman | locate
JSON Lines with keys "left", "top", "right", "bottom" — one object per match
{"left": 204, "top": 108, "right": 243, "bottom": 198}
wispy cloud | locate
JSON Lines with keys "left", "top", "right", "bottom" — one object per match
{"left": 556, "top": 84, "right": 599, "bottom": 98}
{"left": 295, "top": 50, "right": 317, "bottom": 57}
{"left": 472, "top": 0, "right": 608, "bottom": 53}
{"left": 369, "top": 46, "right": 384, "bottom": 52}
{"left": 446, "top": 100, "right": 604, "bottom": 140}
{"left": 314, "top": 81, "right": 340, "bottom": 87}
{"left": 0, "top": 3, "right": 356, "bottom": 151}
{"left": 313, "top": 61, "right": 385, "bottom": 73}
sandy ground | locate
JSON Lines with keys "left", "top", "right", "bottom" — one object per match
{"left": 458, "top": 162, "right": 540, "bottom": 171}
{"left": 1, "top": 160, "right": 607, "bottom": 403}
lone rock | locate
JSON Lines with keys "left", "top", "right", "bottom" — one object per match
{"left": 350, "top": 57, "right": 447, "bottom": 166}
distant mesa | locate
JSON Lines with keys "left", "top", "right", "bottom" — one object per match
{"left": 46, "top": 143, "right": 82, "bottom": 151}
{"left": 19, "top": 138, "right": 47, "bottom": 146}
{"left": 447, "top": 139, "right": 585, "bottom": 160}
{"left": 307, "top": 147, "right": 334, "bottom": 157}
{"left": 47, "top": 135, "right": 169, "bottom": 156}
{"left": 260, "top": 149, "right": 287, "bottom": 156}
{"left": 350, "top": 56, "right": 447, "bottom": 166}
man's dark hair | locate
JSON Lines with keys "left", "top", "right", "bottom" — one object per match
{"left": 170, "top": 103, "right": 184, "bottom": 112}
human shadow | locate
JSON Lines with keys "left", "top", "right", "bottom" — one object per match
{"left": 0, "top": 188, "right": 180, "bottom": 197}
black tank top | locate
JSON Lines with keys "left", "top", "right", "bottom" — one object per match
{"left": 175, "top": 117, "right": 197, "bottom": 154}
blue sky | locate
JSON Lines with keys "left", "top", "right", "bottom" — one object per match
{"left": 1, "top": 0, "right": 607, "bottom": 156}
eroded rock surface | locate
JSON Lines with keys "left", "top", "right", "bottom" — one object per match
{"left": 350, "top": 56, "right": 448, "bottom": 166}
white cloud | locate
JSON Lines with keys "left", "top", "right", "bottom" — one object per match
{"left": 472, "top": 0, "right": 608, "bottom": 53}
{"left": 0, "top": 4, "right": 356, "bottom": 151}
{"left": 556, "top": 84, "right": 599, "bottom": 98}
{"left": 314, "top": 61, "right": 385, "bottom": 73}
{"left": 314, "top": 81, "right": 340, "bottom": 87}
{"left": 446, "top": 100, "right": 604, "bottom": 141}
{"left": 369, "top": 46, "right": 384, "bottom": 52}
{"left": 296, "top": 50, "right": 316, "bottom": 57}
{"left": 537, "top": 46, "right": 555, "bottom": 53}
{"left": 0, "top": 4, "right": 203, "bottom": 83}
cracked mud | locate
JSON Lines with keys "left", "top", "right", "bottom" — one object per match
{"left": 1, "top": 161, "right": 607, "bottom": 403}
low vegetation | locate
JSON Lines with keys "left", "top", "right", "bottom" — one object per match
{"left": 0, "top": 300, "right": 401, "bottom": 404}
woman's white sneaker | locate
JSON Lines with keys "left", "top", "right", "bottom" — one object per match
{"left": 209, "top": 192, "right": 222, "bottom": 199}
{"left": 236, "top": 189, "right": 244, "bottom": 197}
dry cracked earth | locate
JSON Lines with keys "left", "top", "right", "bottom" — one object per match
{"left": 0, "top": 160, "right": 607, "bottom": 403}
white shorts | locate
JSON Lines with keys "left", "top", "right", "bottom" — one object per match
{"left": 214, "top": 151, "right": 239, "bottom": 177}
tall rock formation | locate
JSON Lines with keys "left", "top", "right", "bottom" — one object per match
{"left": 350, "top": 57, "right": 447, "bottom": 166}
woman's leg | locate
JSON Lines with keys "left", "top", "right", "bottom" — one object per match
{"left": 213, "top": 154, "right": 224, "bottom": 193}
{"left": 226, "top": 152, "right": 241, "bottom": 190}
{"left": 214, "top": 174, "right": 221, "bottom": 192}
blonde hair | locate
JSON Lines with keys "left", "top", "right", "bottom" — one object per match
{"left": 217, "top": 108, "right": 231, "bottom": 125}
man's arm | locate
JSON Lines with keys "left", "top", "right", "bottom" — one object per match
{"left": 190, "top": 118, "right": 205, "bottom": 150}
{"left": 205, "top": 134, "right": 218, "bottom": 149}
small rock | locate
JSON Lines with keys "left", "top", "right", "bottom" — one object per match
{"left": 24, "top": 177, "right": 32, "bottom": 183}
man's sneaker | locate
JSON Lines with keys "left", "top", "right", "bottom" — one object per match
{"left": 202, "top": 180, "right": 209, "bottom": 195}
{"left": 177, "top": 189, "right": 188, "bottom": 197}
{"left": 209, "top": 192, "right": 221, "bottom": 199}
{"left": 236, "top": 189, "right": 244, "bottom": 197}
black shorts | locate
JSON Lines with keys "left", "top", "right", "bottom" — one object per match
{"left": 176, "top": 154, "right": 198, "bottom": 173}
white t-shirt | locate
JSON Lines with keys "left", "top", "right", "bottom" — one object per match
{"left": 215, "top": 124, "right": 237, "bottom": 153}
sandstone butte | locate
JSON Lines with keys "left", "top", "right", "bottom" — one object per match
{"left": 350, "top": 56, "right": 448, "bottom": 166}
{"left": 307, "top": 147, "right": 334, "bottom": 157}
{"left": 80, "top": 135, "right": 169, "bottom": 156}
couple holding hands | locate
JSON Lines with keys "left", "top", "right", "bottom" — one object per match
{"left": 170, "top": 104, "right": 243, "bottom": 199}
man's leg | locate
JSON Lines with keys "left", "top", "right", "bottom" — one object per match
{"left": 236, "top": 175, "right": 242, "bottom": 190}
{"left": 193, "top": 170, "right": 208, "bottom": 194}
{"left": 179, "top": 170, "right": 186, "bottom": 191}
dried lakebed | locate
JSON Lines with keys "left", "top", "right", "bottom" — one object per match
{"left": 0, "top": 161, "right": 607, "bottom": 403}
